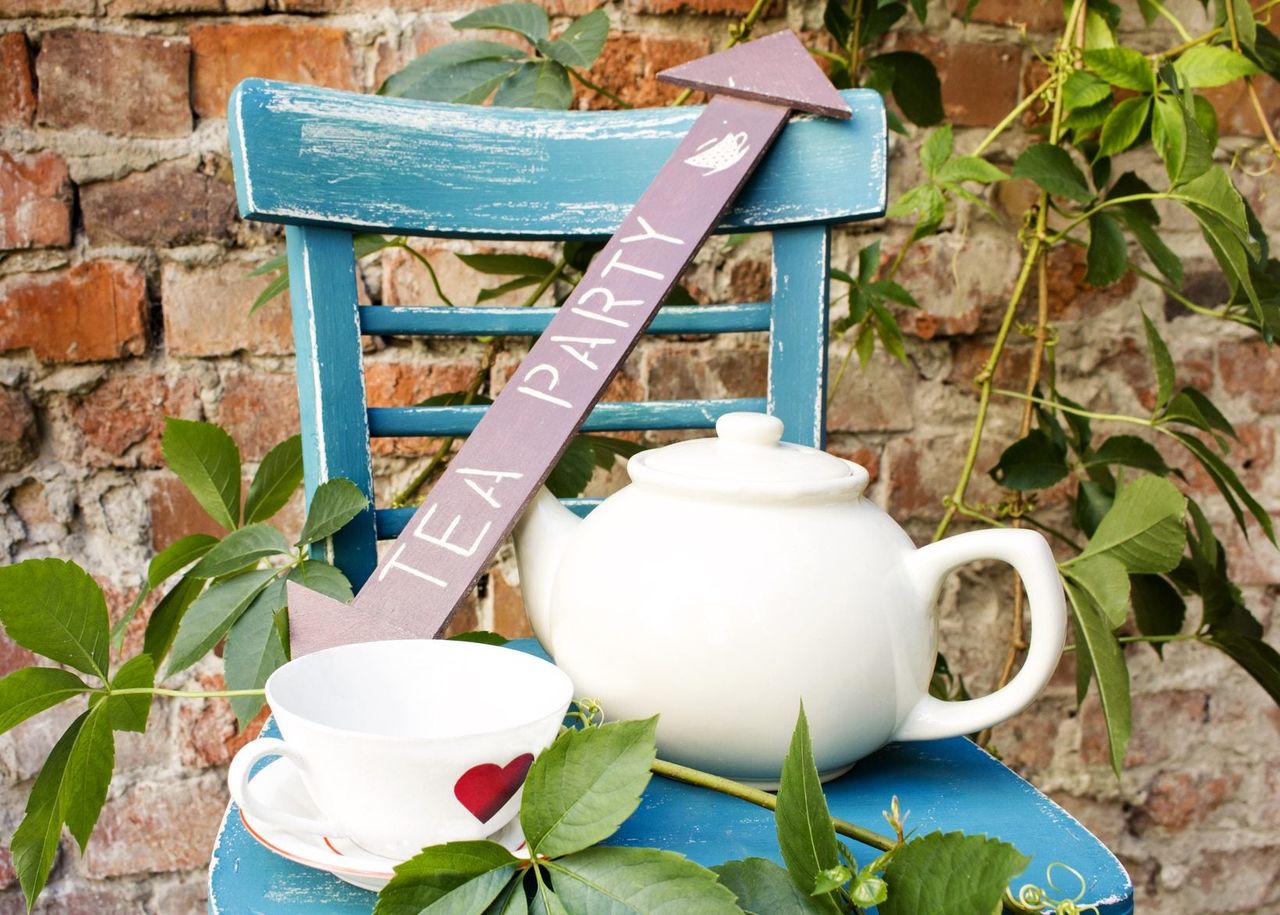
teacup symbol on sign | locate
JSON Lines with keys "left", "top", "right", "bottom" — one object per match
{"left": 684, "top": 131, "right": 750, "bottom": 176}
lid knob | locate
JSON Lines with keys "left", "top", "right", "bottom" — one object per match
{"left": 716, "top": 412, "right": 784, "bottom": 447}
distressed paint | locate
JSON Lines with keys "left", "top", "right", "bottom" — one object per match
{"left": 227, "top": 86, "right": 886, "bottom": 240}
{"left": 768, "top": 225, "right": 829, "bottom": 448}
{"left": 358, "top": 302, "right": 771, "bottom": 337}
{"left": 286, "top": 33, "right": 859, "bottom": 655}
{"left": 208, "top": 642, "right": 1135, "bottom": 914}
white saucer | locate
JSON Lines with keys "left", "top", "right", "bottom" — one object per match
{"left": 238, "top": 757, "right": 529, "bottom": 891}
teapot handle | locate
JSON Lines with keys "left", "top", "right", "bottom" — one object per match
{"left": 891, "top": 529, "right": 1066, "bottom": 742}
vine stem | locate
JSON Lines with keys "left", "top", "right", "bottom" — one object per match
{"left": 107, "top": 687, "right": 266, "bottom": 699}
{"left": 671, "top": 0, "right": 773, "bottom": 106}
{"left": 650, "top": 759, "right": 896, "bottom": 852}
{"left": 1224, "top": 0, "right": 1280, "bottom": 160}
{"left": 933, "top": 0, "right": 1086, "bottom": 543}
{"left": 567, "top": 68, "right": 633, "bottom": 110}
{"left": 1063, "top": 632, "right": 1202, "bottom": 652}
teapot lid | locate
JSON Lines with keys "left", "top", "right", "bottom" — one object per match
{"left": 627, "top": 412, "right": 870, "bottom": 500}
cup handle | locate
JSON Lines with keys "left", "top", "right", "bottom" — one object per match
{"left": 228, "top": 737, "right": 339, "bottom": 837}
{"left": 891, "top": 529, "right": 1066, "bottom": 742}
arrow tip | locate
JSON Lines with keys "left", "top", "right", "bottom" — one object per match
{"left": 286, "top": 580, "right": 354, "bottom": 657}
{"left": 657, "top": 30, "right": 851, "bottom": 119}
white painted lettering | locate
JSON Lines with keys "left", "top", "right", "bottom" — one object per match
{"left": 379, "top": 542, "right": 447, "bottom": 587}
{"left": 550, "top": 335, "right": 616, "bottom": 371}
{"left": 517, "top": 363, "right": 573, "bottom": 409}
{"left": 570, "top": 307, "right": 629, "bottom": 329}
{"left": 579, "top": 286, "right": 644, "bottom": 315}
{"left": 601, "top": 248, "right": 664, "bottom": 281}
{"left": 456, "top": 468, "right": 524, "bottom": 509}
{"left": 413, "top": 502, "right": 491, "bottom": 558}
{"left": 621, "top": 216, "right": 685, "bottom": 247}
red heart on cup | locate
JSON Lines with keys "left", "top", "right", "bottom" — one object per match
{"left": 454, "top": 753, "right": 535, "bottom": 823}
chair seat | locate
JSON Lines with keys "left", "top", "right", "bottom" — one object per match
{"left": 208, "top": 640, "right": 1132, "bottom": 914}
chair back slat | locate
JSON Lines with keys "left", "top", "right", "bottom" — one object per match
{"left": 230, "top": 80, "right": 887, "bottom": 239}
{"left": 359, "top": 303, "right": 771, "bottom": 337}
{"left": 769, "top": 225, "right": 830, "bottom": 449}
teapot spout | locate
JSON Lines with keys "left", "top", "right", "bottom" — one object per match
{"left": 513, "top": 487, "right": 581, "bottom": 657}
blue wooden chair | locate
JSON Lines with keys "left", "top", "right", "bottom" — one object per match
{"left": 209, "top": 78, "right": 1133, "bottom": 913}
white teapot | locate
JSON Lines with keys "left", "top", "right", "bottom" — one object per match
{"left": 514, "top": 412, "right": 1066, "bottom": 784}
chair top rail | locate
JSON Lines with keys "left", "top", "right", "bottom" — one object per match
{"left": 229, "top": 80, "right": 886, "bottom": 239}
{"left": 358, "top": 303, "right": 771, "bottom": 336}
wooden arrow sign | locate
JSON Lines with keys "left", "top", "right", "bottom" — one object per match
{"left": 287, "top": 30, "right": 851, "bottom": 656}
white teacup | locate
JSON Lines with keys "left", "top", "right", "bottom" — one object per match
{"left": 228, "top": 639, "right": 573, "bottom": 861}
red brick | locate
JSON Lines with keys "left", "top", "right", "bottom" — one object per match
{"left": 728, "top": 258, "right": 770, "bottom": 302}
{"left": 381, "top": 243, "right": 554, "bottom": 307}
{"left": 948, "top": 338, "right": 1034, "bottom": 388}
{"left": 492, "top": 565, "right": 534, "bottom": 639}
{"left": 0, "top": 632, "right": 36, "bottom": 679}
{"left": 0, "top": 387, "right": 38, "bottom": 471}
{"left": 1082, "top": 688, "right": 1208, "bottom": 768}
{"left": 896, "top": 37, "right": 1022, "bottom": 128}
{"left": 0, "top": 150, "right": 72, "bottom": 251}
{"left": 1218, "top": 340, "right": 1280, "bottom": 414}
{"left": 215, "top": 370, "right": 300, "bottom": 461}
{"left": 82, "top": 775, "right": 229, "bottom": 877}
{"left": 0, "top": 0, "right": 92, "bottom": 13}
{"left": 65, "top": 373, "right": 203, "bottom": 469}
{"left": 628, "top": 0, "right": 780, "bottom": 15}
{"left": 177, "top": 672, "right": 269, "bottom": 768}
{"left": 103, "top": 0, "right": 223, "bottom": 14}
{"left": 0, "top": 848, "right": 12, "bottom": 890}
{"left": 1133, "top": 770, "right": 1240, "bottom": 832}
{"left": 82, "top": 162, "right": 237, "bottom": 248}
{"left": 442, "top": 590, "right": 481, "bottom": 638}
{"left": 1202, "top": 75, "right": 1280, "bottom": 139}
{"left": 161, "top": 260, "right": 294, "bottom": 357}
{"left": 190, "top": 23, "right": 358, "bottom": 119}
{"left": 1043, "top": 242, "right": 1136, "bottom": 319}
{"left": 580, "top": 33, "right": 711, "bottom": 109}
{"left": 36, "top": 31, "right": 191, "bottom": 138}
{"left": 990, "top": 697, "right": 1069, "bottom": 775}
{"left": 364, "top": 359, "right": 476, "bottom": 456}
{"left": 0, "top": 33, "right": 35, "bottom": 128}
{"left": 828, "top": 356, "right": 915, "bottom": 432}
{"left": 826, "top": 442, "right": 880, "bottom": 486}
{"left": 0, "top": 261, "right": 148, "bottom": 363}
{"left": 150, "top": 473, "right": 233, "bottom": 546}
{"left": 956, "top": 0, "right": 1063, "bottom": 31}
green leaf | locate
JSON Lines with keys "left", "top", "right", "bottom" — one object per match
{"left": 935, "top": 156, "right": 1006, "bottom": 185}
{"left": 879, "top": 831, "right": 1030, "bottom": 915}
{"left": 1204, "top": 630, "right": 1280, "bottom": 704}
{"left": 0, "top": 558, "right": 110, "bottom": 681}
{"left": 1085, "top": 212, "right": 1128, "bottom": 287}
{"left": 1174, "top": 45, "right": 1260, "bottom": 87}
{"left": 1140, "top": 312, "right": 1176, "bottom": 414}
{"left": 1098, "top": 95, "right": 1151, "bottom": 157}
{"left": 1078, "top": 475, "right": 1187, "bottom": 573}
{"left": 1178, "top": 166, "right": 1249, "bottom": 234}
{"left": 920, "top": 124, "right": 952, "bottom": 178}
{"left": 1083, "top": 47, "right": 1155, "bottom": 91}
{"left": 851, "top": 865, "right": 889, "bottom": 908}
{"left": 869, "top": 299, "right": 908, "bottom": 365}
{"left": 477, "top": 275, "right": 542, "bottom": 303}
{"left": 148, "top": 533, "right": 219, "bottom": 589}
{"left": 379, "top": 42, "right": 525, "bottom": 103}
{"left": 1166, "top": 388, "right": 1236, "bottom": 439}
{"left": 713, "top": 857, "right": 828, "bottom": 915}
{"left": 162, "top": 418, "right": 241, "bottom": 532}
{"left": 1063, "top": 98, "right": 1113, "bottom": 135}
{"left": 549, "top": 846, "right": 741, "bottom": 913}
{"left": 248, "top": 252, "right": 287, "bottom": 278}
{"left": 453, "top": 2, "right": 549, "bottom": 42}
{"left": 167, "top": 569, "right": 278, "bottom": 676}
{"left": 1084, "top": 8, "right": 1117, "bottom": 49}
{"left": 989, "top": 429, "right": 1069, "bottom": 491}
{"left": 101, "top": 654, "right": 155, "bottom": 733}
{"left": 545, "top": 435, "right": 599, "bottom": 499}
{"left": 1130, "top": 573, "right": 1185, "bottom": 655}
{"left": 250, "top": 271, "right": 289, "bottom": 314}
{"left": 483, "top": 876, "right": 529, "bottom": 915}
{"left": 354, "top": 233, "right": 398, "bottom": 260}
{"left": 1196, "top": 210, "right": 1262, "bottom": 316}
{"left": 11, "top": 707, "right": 114, "bottom": 909}
{"left": 857, "top": 240, "right": 881, "bottom": 284}
{"left": 1066, "top": 582, "right": 1132, "bottom": 774}
{"left": 1084, "top": 435, "right": 1174, "bottom": 477}
{"left": 245, "top": 435, "right": 304, "bottom": 525}
{"left": 297, "top": 479, "right": 369, "bottom": 547}
{"left": 1063, "top": 69, "right": 1112, "bottom": 110}
{"left": 375, "top": 841, "right": 520, "bottom": 915}
{"left": 887, "top": 184, "right": 946, "bottom": 243}
{"left": 287, "top": 561, "right": 354, "bottom": 603}
{"left": 776, "top": 705, "right": 842, "bottom": 914}
{"left": 0, "top": 667, "right": 90, "bottom": 736}
{"left": 447, "top": 630, "right": 509, "bottom": 646}
{"left": 142, "top": 573, "right": 205, "bottom": 664}
{"left": 190, "top": 524, "right": 292, "bottom": 579}
{"left": 493, "top": 61, "right": 573, "bottom": 109}
{"left": 1126, "top": 213, "right": 1184, "bottom": 287}
{"left": 1011, "top": 144, "right": 1093, "bottom": 203}
{"left": 1075, "top": 480, "right": 1114, "bottom": 540}
{"left": 1064, "top": 554, "right": 1131, "bottom": 628}
{"left": 1169, "top": 430, "right": 1275, "bottom": 542}
{"left": 866, "top": 52, "right": 944, "bottom": 126}
{"left": 520, "top": 717, "right": 657, "bottom": 858}
{"left": 456, "top": 253, "right": 558, "bottom": 277}
{"left": 224, "top": 580, "right": 288, "bottom": 727}
{"left": 537, "top": 8, "right": 608, "bottom": 68}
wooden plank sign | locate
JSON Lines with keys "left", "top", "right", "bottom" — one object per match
{"left": 287, "top": 29, "right": 852, "bottom": 656}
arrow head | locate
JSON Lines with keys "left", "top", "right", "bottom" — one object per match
{"left": 657, "top": 30, "right": 851, "bottom": 120}
{"left": 286, "top": 580, "right": 419, "bottom": 657}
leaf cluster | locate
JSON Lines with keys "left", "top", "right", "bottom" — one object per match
{"left": 0, "top": 419, "right": 369, "bottom": 909}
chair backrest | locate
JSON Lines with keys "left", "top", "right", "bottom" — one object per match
{"left": 228, "top": 79, "right": 888, "bottom": 590}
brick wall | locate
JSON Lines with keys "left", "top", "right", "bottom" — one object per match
{"left": 1, "top": 0, "right": 1278, "bottom": 910}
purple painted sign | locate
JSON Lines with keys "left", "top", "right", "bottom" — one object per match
{"left": 287, "top": 30, "right": 852, "bottom": 656}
